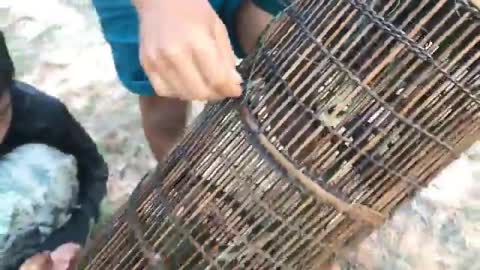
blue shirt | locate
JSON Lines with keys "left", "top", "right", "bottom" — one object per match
{"left": 92, "top": 0, "right": 284, "bottom": 96}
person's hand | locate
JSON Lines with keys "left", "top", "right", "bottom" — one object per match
{"left": 19, "top": 252, "right": 53, "bottom": 270}
{"left": 20, "top": 243, "right": 81, "bottom": 270}
{"left": 50, "top": 243, "right": 81, "bottom": 270}
{"left": 133, "top": 0, "right": 243, "bottom": 100}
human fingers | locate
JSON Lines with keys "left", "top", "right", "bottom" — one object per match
{"left": 139, "top": 42, "right": 179, "bottom": 98}
{"left": 213, "top": 19, "right": 237, "bottom": 68}
{"left": 212, "top": 20, "right": 243, "bottom": 97}
{"left": 193, "top": 30, "right": 242, "bottom": 98}
{"left": 20, "top": 252, "right": 53, "bottom": 270}
{"left": 51, "top": 243, "right": 81, "bottom": 270}
{"left": 163, "top": 40, "right": 221, "bottom": 100}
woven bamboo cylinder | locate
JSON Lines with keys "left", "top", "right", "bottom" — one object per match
{"left": 79, "top": 0, "right": 480, "bottom": 269}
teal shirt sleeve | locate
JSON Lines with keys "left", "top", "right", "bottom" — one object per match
{"left": 253, "top": 0, "right": 286, "bottom": 15}
{"left": 92, "top": 0, "right": 284, "bottom": 96}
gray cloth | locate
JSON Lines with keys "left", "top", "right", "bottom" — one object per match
{"left": 0, "top": 144, "right": 79, "bottom": 269}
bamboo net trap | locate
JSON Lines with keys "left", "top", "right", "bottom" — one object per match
{"left": 79, "top": 0, "right": 480, "bottom": 269}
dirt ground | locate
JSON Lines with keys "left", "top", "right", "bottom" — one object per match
{"left": 2, "top": 1, "right": 478, "bottom": 269}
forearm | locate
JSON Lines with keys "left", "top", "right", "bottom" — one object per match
{"left": 235, "top": 0, "right": 286, "bottom": 54}
{"left": 235, "top": 0, "right": 273, "bottom": 54}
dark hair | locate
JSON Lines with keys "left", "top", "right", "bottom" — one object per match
{"left": 0, "top": 31, "right": 14, "bottom": 97}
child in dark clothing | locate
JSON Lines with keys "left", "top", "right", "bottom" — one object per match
{"left": 0, "top": 31, "right": 108, "bottom": 270}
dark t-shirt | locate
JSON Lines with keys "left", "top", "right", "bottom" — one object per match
{"left": 1, "top": 81, "right": 108, "bottom": 268}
